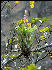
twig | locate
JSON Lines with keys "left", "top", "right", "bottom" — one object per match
{"left": 35, "top": 50, "right": 52, "bottom": 64}
{"left": 32, "top": 44, "right": 52, "bottom": 52}
{"left": 35, "top": 53, "right": 48, "bottom": 64}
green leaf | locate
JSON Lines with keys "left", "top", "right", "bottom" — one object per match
{"left": 31, "top": 17, "right": 41, "bottom": 23}
{"left": 19, "top": 64, "right": 37, "bottom": 70}
{"left": 9, "top": 39, "right": 12, "bottom": 44}
{"left": 1, "top": 54, "right": 6, "bottom": 58}
{"left": 23, "top": 68, "right": 25, "bottom": 70}
{"left": 15, "top": 19, "right": 23, "bottom": 26}
{"left": 28, "top": 25, "right": 37, "bottom": 33}
{"left": 49, "top": 24, "right": 52, "bottom": 27}
{"left": 37, "top": 52, "right": 41, "bottom": 54}
{"left": 40, "top": 27, "right": 49, "bottom": 32}
{"left": 33, "top": 25, "right": 37, "bottom": 31}
{"left": 16, "top": 26, "right": 22, "bottom": 34}
{"left": 32, "top": 20, "right": 35, "bottom": 23}
{"left": 29, "top": 28, "right": 34, "bottom": 33}
{"left": 41, "top": 18, "right": 50, "bottom": 22}
{"left": 33, "top": 48, "right": 35, "bottom": 51}
{"left": 9, "top": 29, "right": 13, "bottom": 32}
{"left": 31, "top": 17, "right": 34, "bottom": 20}
{"left": 40, "top": 29, "right": 44, "bottom": 32}
{"left": 39, "top": 36, "right": 45, "bottom": 39}
{"left": 15, "top": 22, "right": 19, "bottom": 26}
{"left": 44, "top": 27, "right": 49, "bottom": 31}
{"left": 9, "top": 54, "right": 14, "bottom": 58}
{"left": 9, "top": 54, "right": 18, "bottom": 58}
{"left": 20, "top": 68, "right": 23, "bottom": 70}
{"left": 31, "top": 17, "right": 50, "bottom": 24}
{"left": 35, "top": 18, "right": 41, "bottom": 21}
{"left": 28, "top": 64, "right": 37, "bottom": 70}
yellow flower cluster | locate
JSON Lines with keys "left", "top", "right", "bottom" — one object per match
{"left": 39, "top": 36, "right": 45, "bottom": 39}
{"left": 26, "top": 19, "right": 28, "bottom": 22}
{"left": 27, "top": 23, "right": 31, "bottom": 28}
{"left": 30, "top": 1, "right": 35, "bottom": 8}
{"left": 16, "top": 1, "right": 20, "bottom": 4}
{"left": 23, "top": 18, "right": 28, "bottom": 23}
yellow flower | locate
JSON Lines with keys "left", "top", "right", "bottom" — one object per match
{"left": 27, "top": 23, "right": 31, "bottom": 28}
{"left": 26, "top": 19, "right": 28, "bottom": 22}
{"left": 50, "top": 56, "right": 52, "bottom": 58}
{"left": 30, "top": 1, "right": 35, "bottom": 4}
{"left": 39, "top": 36, "right": 45, "bottom": 39}
{"left": 16, "top": 1, "right": 20, "bottom": 4}
{"left": 30, "top": 4, "right": 34, "bottom": 8}
{"left": 30, "top": 1, "right": 34, "bottom": 8}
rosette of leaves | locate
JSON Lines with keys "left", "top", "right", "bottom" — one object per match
{"left": 15, "top": 21, "right": 37, "bottom": 57}
{"left": 15, "top": 23, "right": 37, "bottom": 47}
